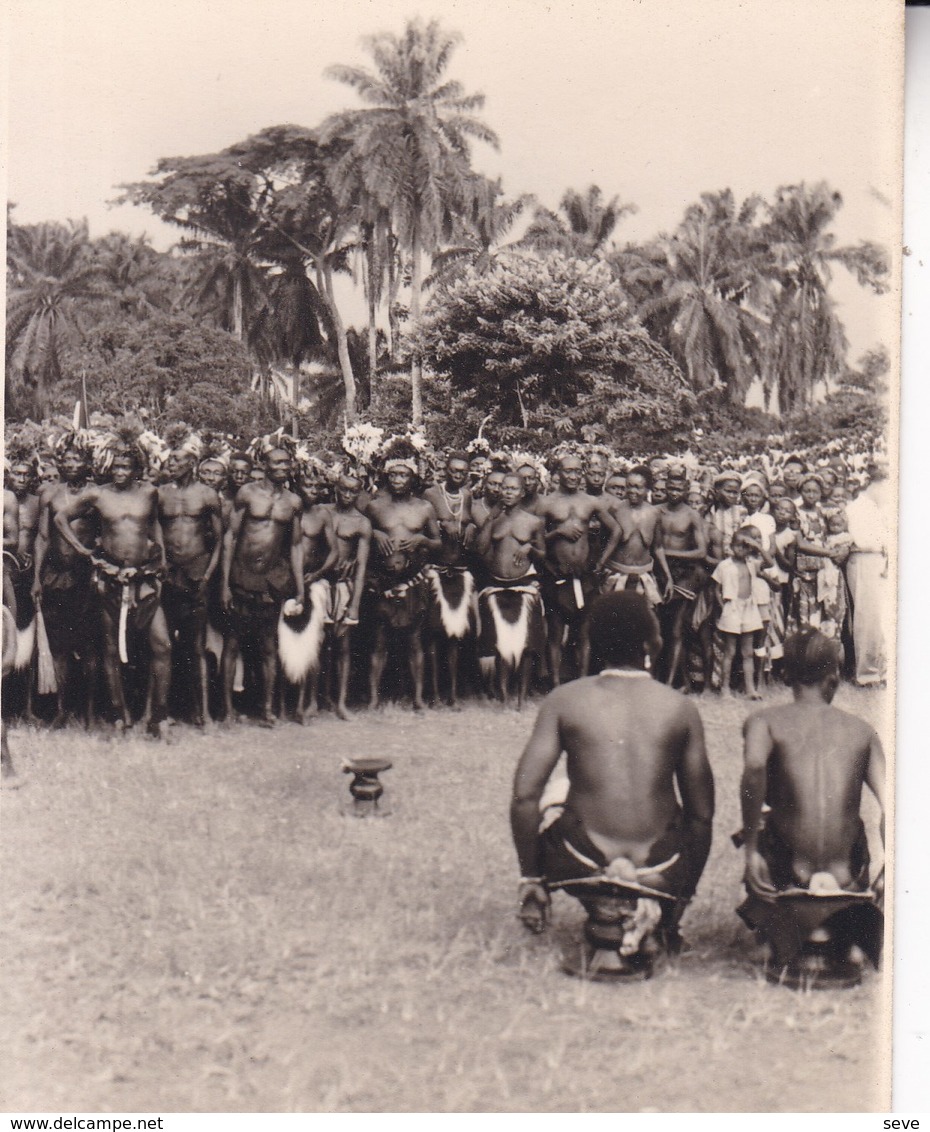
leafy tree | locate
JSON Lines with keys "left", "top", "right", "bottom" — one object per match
{"left": 323, "top": 17, "right": 500, "bottom": 425}
{"left": 522, "top": 185, "right": 636, "bottom": 259}
{"left": 58, "top": 312, "right": 264, "bottom": 430}
{"left": 6, "top": 218, "right": 108, "bottom": 418}
{"left": 762, "top": 182, "right": 890, "bottom": 413}
{"left": 420, "top": 252, "right": 689, "bottom": 440}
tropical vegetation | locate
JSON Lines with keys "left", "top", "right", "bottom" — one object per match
{"left": 5, "top": 18, "right": 891, "bottom": 453}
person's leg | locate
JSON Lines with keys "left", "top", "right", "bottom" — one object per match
{"left": 496, "top": 656, "right": 509, "bottom": 706}
{"left": 335, "top": 627, "right": 352, "bottom": 720}
{"left": 146, "top": 607, "right": 172, "bottom": 737}
{"left": 719, "top": 631, "right": 737, "bottom": 698}
{"left": 547, "top": 611, "right": 565, "bottom": 689}
{"left": 369, "top": 622, "right": 387, "bottom": 709}
{"left": 741, "top": 631, "right": 759, "bottom": 698}
{"left": 427, "top": 636, "right": 441, "bottom": 705}
{"left": 258, "top": 616, "right": 279, "bottom": 725}
{"left": 99, "top": 604, "right": 131, "bottom": 729}
{"left": 446, "top": 637, "right": 461, "bottom": 707}
{"left": 408, "top": 629, "right": 426, "bottom": 710}
{"left": 220, "top": 620, "right": 243, "bottom": 723}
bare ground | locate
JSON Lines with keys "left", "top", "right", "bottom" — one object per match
{"left": 0, "top": 685, "right": 889, "bottom": 1112}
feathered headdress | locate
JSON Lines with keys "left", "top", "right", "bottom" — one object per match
{"left": 163, "top": 422, "right": 204, "bottom": 461}
{"left": 5, "top": 429, "right": 40, "bottom": 472}
{"left": 465, "top": 437, "right": 491, "bottom": 458}
{"left": 509, "top": 448, "right": 551, "bottom": 492}
{"left": 377, "top": 434, "right": 428, "bottom": 481}
{"left": 198, "top": 431, "right": 233, "bottom": 470}
{"left": 341, "top": 422, "right": 385, "bottom": 470}
{"left": 247, "top": 428, "right": 295, "bottom": 464}
{"left": 52, "top": 427, "right": 93, "bottom": 462}
{"left": 293, "top": 442, "right": 329, "bottom": 481}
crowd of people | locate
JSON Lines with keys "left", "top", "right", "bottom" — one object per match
{"left": 2, "top": 418, "right": 891, "bottom": 739}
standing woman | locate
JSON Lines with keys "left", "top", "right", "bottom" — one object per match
{"left": 789, "top": 472, "right": 838, "bottom": 637}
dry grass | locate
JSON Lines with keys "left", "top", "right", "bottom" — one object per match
{"left": 0, "top": 685, "right": 889, "bottom": 1112}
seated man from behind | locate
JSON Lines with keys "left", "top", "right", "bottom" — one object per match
{"left": 510, "top": 591, "right": 715, "bottom": 957}
{"left": 738, "top": 629, "right": 885, "bottom": 975}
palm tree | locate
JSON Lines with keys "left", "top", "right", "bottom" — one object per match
{"left": 427, "top": 175, "right": 534, "bottom": 285}
{"left": 621, "top": 191, "right": 770, "bottom": 406}
{"left": 93, "top": 231, "right": 179, "bottom": 318}
{"left": 762, "top": 182, "right": 890, "bottom": 413}
{"left": 521, "top": 184, "right": 636, "bottom": 259}
{"left": 323, "top": 18, "right": 500, "bottom": 425}
{"left": 119, "top": 154, "right": 273, "bottom": 345}
{"left": 6, "top": 218, "right": 107, "bottom": 418}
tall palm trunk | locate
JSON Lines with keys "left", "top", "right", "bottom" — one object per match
{"left": 366, "top": 234, "right": 378, "bottom": 408}
{"left": 232, "top": 272, "right": 244, "bottom": 341}
{"left": 321, "top": 259, "right": 357, "bottom": 425}
{"left": 409, "top": 223, "right": 423, "bottom": 427}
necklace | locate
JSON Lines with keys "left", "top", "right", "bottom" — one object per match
{"left": 439, "top": 484, "right": 465, "bottom": 534}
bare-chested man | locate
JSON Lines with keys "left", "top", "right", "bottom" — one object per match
{"left": 511, "top": 591, "right": 714, "bottom": 952}
{"left": 221, "top": 447, "right": 303, "bottom": 726}
{"left": 516, "top": 461, "right": 545, "bottom": 516}
{"left": 282, "top": 469, "right": 337, "bottom": 722}
{"left": 423, "top": 451, "right": 477, "bottom": 707}
{"left": 6, "top": 453, "right": 41, "bottom": 714}
{"left": 3, "top": 489, "right": 20, "bottom": 620}
{"left": 158, "top": 446, "right": 223, "bottom": 726}
{"left": 602, "top": 465, "right": 672, "bottom": 619}
{"left": 657, "top": 467, "right": 708, "bottom": 689}
{"left": 738, "top": 629, "right": 885, "bottom": 973}
{"left": 470, "top": 467, "right": 506, "bottom": 532}
{"left": 537, "top": 454, "right": 620, "bottom": 684}
{"left": 324, "top": 472, "right": 371, "bottom": 719}
{"left": 365, "top": 460, "right": 441, "bottom": 711}
{"left": 32, "top": 439, "right": 97, "bottom": 725}
{"left": 740, "top": 629, "right": 884, "bottom": 895}
{"left": 476, "top": 472, "right": 546, "bottom": 708}
{"left": 54, "top": 445, "right": 170, "bottom": 737}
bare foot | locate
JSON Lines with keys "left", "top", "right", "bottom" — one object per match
{"left": 335, "top": 703, "right": 351, "bottom": 721}
{"left": 146, "top": 719, "right": 168, "bottom": 740}
{"left": 256, "top": 713, "right": 276, "bottom": 729}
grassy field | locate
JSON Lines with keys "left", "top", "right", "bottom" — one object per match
{"left": 0, "top": 684, "right": 890, "bottom": 1113}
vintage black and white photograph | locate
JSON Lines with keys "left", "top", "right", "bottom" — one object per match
{"left": 2, "top": 0, "right": 903, "bottom": 1114}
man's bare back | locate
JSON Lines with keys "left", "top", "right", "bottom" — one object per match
{"left": 743, "top": 701, "right": 883, "bottom": 888}
{"left": 543, "top": 675, "right": 708, "bottom": 863}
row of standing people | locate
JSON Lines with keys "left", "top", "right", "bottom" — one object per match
{"left": 2, "top": 434, "right": 889, "bottom": 732}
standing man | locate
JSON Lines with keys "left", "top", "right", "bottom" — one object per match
{"left": 325, "top": 471, "right": 372, "bottom": 719}
{"left": 282, "top": 466, "right": 337, "bottom": 722}
{"left": 516, "top": 459, "right": 546, "bottom": 516}
{"left": 424, "top": 451, "right": 477, "bottom": 707}
{"left": 221, "top": 447, "right": 304, "bottom": 726}
{"left": 657, "top": 465, "right": 708, "bottom": 689}
{"left": 602, "top": 465, "right": 672, "bottom": 613}
{"left": 365, "top": 455, "right": 441, "bottom": 710}
{"left": 53, "top": 440, "right": 171, "bottom": 737}
{"left": 158, "top": 441, "right": 223, "bottom": 727}
{"left": 537, "top": 453, "right": 621, "bottom": 685}
{"left": 6, "top": 446, "right": 41, "bottom": 713}
{"left": 32, "top": 435, "right": 97, "bottom": 725}
{"left": 476, "top": 472, "right": 547, "bottom": 708}
{"left": 511, "top": 591, "right": 714, "bottom": 954}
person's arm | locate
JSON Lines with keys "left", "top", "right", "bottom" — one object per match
{"left": 510, "top": 694, "right": 564, "bottom": 929}
{"left": 289, "top": 508, "right": 304, "bottom": 603}
{"left": 705, "top": 521, "right": 723, "bottom": 567}
{"left": 864, "top": 728, "right": 886, "bottom": 899}
{"left": 346, "top": 519, "right": 371, "bottom": 623}
{"left": 475, "top": 510, "right": 498, "bottom": 557}
{"left": 31, "top": 490, "right": 50, "bottom": 599}
{"left": 527, "top": 518, "right": 546, "bottom": 565}
{"left": 149, "top": 488, "right": 167, "bottom": 571}
{"left": 3, "top": 492, "right": 19, "bottom": 556}
{"left": 651, "top": 516, "right": 673, "bottom": 594}
{"left": 52, "top": 489, "right": 96, "bottom": 558}
{"left": 221, "top": 489, "right": 246, "bottom": 608}
{"left": 674, "top": 702, "right": 715, "bottom": 889}
{"left": 399, "top": 504, "right": 442, "bottom": 556}
{"left": 594, "top": 497, "right": 621, "bottom": 570}
{"left": 304, "top": 511, "right": 339, "bottom": 586}
{"left": 795, "top": 538, "right": 834, "bottom": 557}
{"left": 740, "top": 713, "right": 776, "bottom": 893}
{"left": 202, "top": 490, "right": 223, "bottom": 588}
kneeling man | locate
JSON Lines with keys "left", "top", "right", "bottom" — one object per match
{"left": 510, "top": 591, "right": 714, "bottom": 960}
{"left": 738, "top": 629, "right": 885, "bottom": 979}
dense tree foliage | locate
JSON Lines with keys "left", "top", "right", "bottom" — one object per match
{"left": 421, "top": 253, "right": 689, "bottom": 441}
{"left": 6, "top": 18, "right": 892, "bottom": 456}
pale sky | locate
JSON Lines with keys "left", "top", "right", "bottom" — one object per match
{"left": 5, "top": 0, "right": 904, "bottom": 363}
